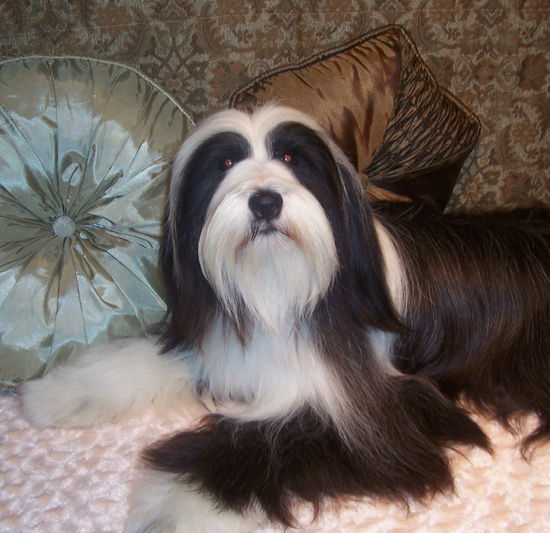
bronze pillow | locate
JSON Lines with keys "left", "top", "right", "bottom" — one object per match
{"left": 230, "top": 25, "right": 480, "bottom": 211}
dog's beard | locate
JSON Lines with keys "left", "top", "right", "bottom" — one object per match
{"left": 198, "top": 163, "right": 338, "bottom": 333}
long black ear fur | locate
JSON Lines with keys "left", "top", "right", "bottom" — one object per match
{"left": 159, "top": 213, "right": 219, "bottom": 353}
{"left": 323, "top": 160, "right": 407, "bottom": 334}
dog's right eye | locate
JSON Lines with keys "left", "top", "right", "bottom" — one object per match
{"left": 218, "top": 158, "right": 235, "bottom": 172}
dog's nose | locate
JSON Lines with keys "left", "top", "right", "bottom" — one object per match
{"left": 248, "top": 191, "right": 283, "bottom": 222}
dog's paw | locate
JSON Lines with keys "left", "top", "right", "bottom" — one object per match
{"left": 125, "top": 472, "right": 263, "bottom": 533}
{"left": 19, "top": 363, "right": 114, "bottom": 429}
{"left": 20, "top": 337, "right": 182, "bottom": 429}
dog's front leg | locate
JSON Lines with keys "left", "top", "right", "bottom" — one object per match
{"left": 20, "top": 336, "right": 196, "bottom": 429}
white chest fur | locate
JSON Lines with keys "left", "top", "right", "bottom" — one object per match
{"left": 190, "top": 320, "right": 347, "bottom": 423}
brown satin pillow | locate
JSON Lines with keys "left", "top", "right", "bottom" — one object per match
{"left": 230, "top": 25, "right": 480, "bottom": 210}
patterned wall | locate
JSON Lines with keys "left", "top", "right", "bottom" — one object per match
{"left": 1, "top": 0, "right": 549, "bottom": 210}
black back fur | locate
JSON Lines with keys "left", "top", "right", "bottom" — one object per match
{"left": 377, "top": 202, "right": 550, "bottom": 452}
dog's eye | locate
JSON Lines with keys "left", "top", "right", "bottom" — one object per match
{"left": 279, "top": 153, "right": 301, "bottom": 166}
{"left": 273, "top": 150, "right": 301, "bottom": 167}
{"left": 218, "top": 158, "right": 235, "bottom": 172}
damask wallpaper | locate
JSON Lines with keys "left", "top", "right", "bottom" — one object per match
{"left": 1, "top": 0, "right": 548, "bottom": 210}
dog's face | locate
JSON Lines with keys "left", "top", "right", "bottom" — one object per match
{"left": 193, "top": 110, "right": 341, "bottom": 332}
{"left": 162, "top": 106, "right": 400, "bottom": 350}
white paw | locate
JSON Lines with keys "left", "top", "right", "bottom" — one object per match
{"left": 125, "top": 472, "right": 263, "bottom": 533}
{"left": 20, "top": 337, "right": 195, "bottom": 429}
{"left": 19, "top": 365, "right": 105, "bottom": 429}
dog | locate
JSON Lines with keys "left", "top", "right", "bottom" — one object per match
{"left": 21, "top": 105, "right": 550, "bottom": 532}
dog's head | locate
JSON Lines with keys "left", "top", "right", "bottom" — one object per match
{"left": 161, "top": 105, "right": 402, "bottom": 350}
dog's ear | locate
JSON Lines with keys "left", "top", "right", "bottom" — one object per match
{"left": 267, "top": 120, "right": 404, "bottom": 334}
{"left": 159, "top": 129, "right": 255, "bottom": 351}
{"left": 159, "top": 205, "right": 218, "bottom": 353}
{"left": 323, "top": 159, "right": 405, "bottom": 334}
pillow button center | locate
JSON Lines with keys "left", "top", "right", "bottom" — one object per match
{"left": 52, "top": 215, "right": 77, "bottom": 238}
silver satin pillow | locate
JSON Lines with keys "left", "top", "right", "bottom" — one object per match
{"left": 0, "top": 57, "right": 194, "bottom": 391}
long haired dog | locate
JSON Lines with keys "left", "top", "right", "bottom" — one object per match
{"left": 22, "top": 105, "right": 550, "bottom": 532}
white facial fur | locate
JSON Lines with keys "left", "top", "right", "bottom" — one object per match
{"left": 198, "top": 156, "right": 338, "bottom": 332}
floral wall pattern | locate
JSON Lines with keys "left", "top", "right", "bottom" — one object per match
{"left": 1, "top": 0, "right": 549, "bottom": 210}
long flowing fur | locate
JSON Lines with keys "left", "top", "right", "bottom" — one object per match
{"left": 376, "top": 202, "right": 550, "bottom": 452}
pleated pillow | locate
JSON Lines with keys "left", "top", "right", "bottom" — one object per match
{"left": 0, "top": 57, "right": 194, "bottom": 390}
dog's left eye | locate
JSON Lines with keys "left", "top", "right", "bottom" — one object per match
{"left": 273, "top": 148, "right": 303, "bottom": 168}
{"left": 224, "top": 159, "right": 234, "bottom": 168}
{"left": 278, "top": 153, "right": 301, "bottom": 167}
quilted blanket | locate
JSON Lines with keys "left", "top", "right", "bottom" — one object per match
{"left": 2, "top": 393, "right": 549, "bottom": 532}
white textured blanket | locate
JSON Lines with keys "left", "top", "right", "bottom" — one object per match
{"left": 1, "top": 393, "right": 549, "bottom": 532}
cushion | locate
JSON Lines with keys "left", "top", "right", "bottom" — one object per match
{"left": 0, "top": 57, "right": 194, "bottom": 391}
{"left": 230, "top": 25, "right": 481, "bottom": 210}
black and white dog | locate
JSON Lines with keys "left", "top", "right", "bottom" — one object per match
{"left": 22, "top": 105, "right": 550, "bottom": 532}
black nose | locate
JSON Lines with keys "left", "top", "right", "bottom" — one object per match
{"left": 248, "top": 191, "right": 283, "bottom": 222}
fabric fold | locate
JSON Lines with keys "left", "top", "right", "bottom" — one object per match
{"left": 0, "top": 57, "right": 194, "bottom": 390}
